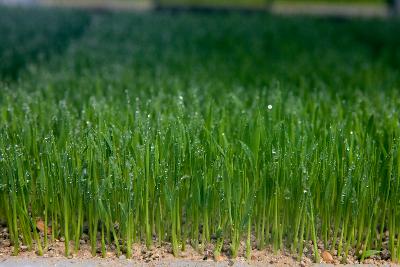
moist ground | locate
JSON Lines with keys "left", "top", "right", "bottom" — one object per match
{"left": 0, "top": 225, "right": 394, "bottom": 266}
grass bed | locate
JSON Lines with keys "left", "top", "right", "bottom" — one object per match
{"left": 0, "top": 7, "right": 400, "bottom": 263}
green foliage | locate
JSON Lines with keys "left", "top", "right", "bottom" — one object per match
{"left": 0, "top": 6, "right": 89, "bottom": 80}
{"left": 0, "top": 7, "right": 400, "bottom": 262}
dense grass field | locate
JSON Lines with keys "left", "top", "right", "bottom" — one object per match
{"left": 1, "top": 6, "right": 400, "bottom": 263}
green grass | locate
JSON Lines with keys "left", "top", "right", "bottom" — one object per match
{"left": 0, "top": 7, "right": 400, "bottom": 263}
{"left": 0, "top": 7, "right": 89, "bottom": 80}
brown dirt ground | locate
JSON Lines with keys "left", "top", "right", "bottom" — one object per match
{"left": 0, "top": 225, "right": 397, "bottom": 266}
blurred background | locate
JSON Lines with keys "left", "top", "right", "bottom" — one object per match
{"left": 0, "top": 0, "right": 399, "bottom": 17}
{"left": 0, "top": 0, "right": 399, "bottom": 83}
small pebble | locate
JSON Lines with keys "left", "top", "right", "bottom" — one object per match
{"left": 364, "top": 258, "right": 374, "bottom": 264}
{"left": 2, "top": 240, "right": 11, "bottom": 247}
{"left": 214, "top": 254, "right": 223, "bottom": 262}
{"left": 119, "top": 255, "right": 126, "bottom": 260}
{"left": 322, "top": 251, "right": 334, "bottom": 263}
{"left": 381, "top": 249, "right": 391, "bottom": 260}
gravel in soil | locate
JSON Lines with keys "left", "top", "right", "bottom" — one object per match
{"left": 0, "top": 225, "right": 396, "bottom": 266}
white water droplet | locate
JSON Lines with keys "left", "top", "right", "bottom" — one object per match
{"left": 267, "top": 104, "right": 273, "bottom": 110}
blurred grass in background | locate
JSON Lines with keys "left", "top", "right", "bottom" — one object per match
{"left": 0, "top": 7, "right": 89, "bottom": 80}
{"left": 42, "top": 0, "right": 386, "bottom": 8}
{"left": 156, "top": 0, "right": 385, "bottom": 6}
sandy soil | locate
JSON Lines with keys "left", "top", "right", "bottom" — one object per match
{"left": 0, "top": 224, "right": 397, "bottom": 266}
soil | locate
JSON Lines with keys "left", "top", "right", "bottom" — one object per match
{"left": 0, "top": 225, "right": 396, "bottom": 266}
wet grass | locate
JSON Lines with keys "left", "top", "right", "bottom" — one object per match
{"left": 0, "top": 8, "right": 400, "bottom": 262}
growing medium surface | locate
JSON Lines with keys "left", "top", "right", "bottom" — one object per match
{"left": 0, "top": 6, "right": 400, "bottom": 263}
